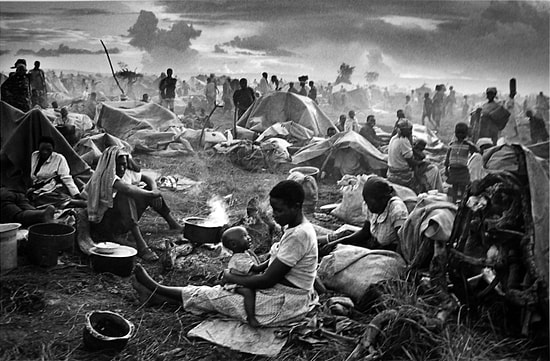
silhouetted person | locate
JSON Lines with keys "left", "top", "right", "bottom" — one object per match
{"left": 159, "top": 68, "right": 177, "bottom": 112}
{"left": 233, "top": 78, "right": 255, "bottom": 119}
{"left": 1, "top": 59, "right": 31, "bottom": 112}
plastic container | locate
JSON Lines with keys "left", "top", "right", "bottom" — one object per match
{"left": 28, "top": 223, "right": 75, "bottom": 267}
{"left": 287, "top": 171, "right": 319, "bottom": 214}
{"left": 0, "top": 223, "right": 21, "bottom": 272}
{"left": 289, "top": 166, "right": 320, "bottom": 178}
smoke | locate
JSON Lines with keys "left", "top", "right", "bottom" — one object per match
{"left": 128, "top": 10, "right": 202, "bottom": 53}
{"left": 202, "top": 195, "right": 229, "bottom": 227}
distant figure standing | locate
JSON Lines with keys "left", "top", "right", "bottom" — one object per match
{"left": 472, "top": 87, "right": 508, "bottom": 144}
{"left": 258, "top": 72, "right": 269, "bottom": 95}
{"left": 344, "top": 110, "right": 359, "bottom": 132}
{"left": 446, "top": 86, "right": 456, "bottom": 117}
{"left": 181, "top": 80, "right": 190, "bottom": 96}
{"left": 28, "top": 60, "right": 48, "bottom": 108}
{"left": 159, "top": 68, "right": 177, "bottom": 112}
{"left": 288, "top": 82, "right": 298, "bottom": 94}
{"left": 1, "top": 59, "right": 31, "bottom": 112}
{"left": 205, "top": 76, "right": 218, "bottom": 110}
{"left": 232, "top": 78, "right": 255, "bottom": 119}
{"left": 270, "top": 75, "right": 280, "bottom": 91}
{"left": 421, "top": 92, "right": 433, "bottom": 127}
{"left": 404, "top": 95, "right": 413, "bottom": 121}
{"left": 222, "top": 77, "right": 234, "bottom": 114}
{"left": 432, "top": 85, "right": 445, "bottom": 129}
{"left": 308, "top": 81, "right": 317, "bottom": 103}
{"left": 462, "top": 95, "right": 469, "bottom": 119}
{"left": 525, "top": 110, "right": 549, "bottom": 144}
{"left": 298, "top": 81, "right": 308, "bottom": 96}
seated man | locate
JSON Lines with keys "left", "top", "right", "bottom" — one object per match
{"left": 81, "top": 146, "right": 182, "bottom": 261}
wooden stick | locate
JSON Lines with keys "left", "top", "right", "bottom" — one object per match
{"left": 100, "top": 40, "right": 125, "bottom": 95}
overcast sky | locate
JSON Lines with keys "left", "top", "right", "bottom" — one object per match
{"left": 0, "top": 0, "right": 548, "bottom": 94}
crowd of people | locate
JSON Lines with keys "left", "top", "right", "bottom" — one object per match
{"left": 1, "top": 57, "right": 549, "bottom": 330}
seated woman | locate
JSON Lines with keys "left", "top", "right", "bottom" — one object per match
{"left": 28, "top": 136, "right": 85, "bottom": 209}
{"left": 82, "top": 146, "right": 182, "bottom": 262}
{"left": 319, "top": 176, "right": 409, "bottom": 254}
{"left": 132, "top": 180, "right": 318, "bottom": 327}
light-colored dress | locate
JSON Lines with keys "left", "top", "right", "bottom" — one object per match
{"left": 180, "top": 220, "right": 318, "bottom": 326}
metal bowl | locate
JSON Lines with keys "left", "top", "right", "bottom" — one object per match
{"left": 83, "top": 311, "right": 134, "bottom": 352}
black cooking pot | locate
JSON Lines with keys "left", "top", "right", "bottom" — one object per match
{"left": 28, "top": 223, "right": 75, "bottom": 267}
{"left": 89, "top": 245, "right": 137, "bottom": 277}
{"left": 83, "top": 310, "right": 134, "bottom": 352}
{"left": 183, "top": 217, "right": 225, "bottom": 244}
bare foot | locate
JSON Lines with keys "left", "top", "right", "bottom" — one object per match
{"left": 131, "top": 276, "right": 166, "bottom": 306}
{"left": 41, "top": 205, "right": 55, "bottom": 223}
{"left": 134, "top": 264, "right": 161, "bottom": 291}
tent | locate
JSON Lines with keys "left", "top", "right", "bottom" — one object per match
{"left": 0, "top": 108, "right": 92, "bottom": 191}
{"left": 237, "top": 92, "right": 337, "bottom": 137}
{"left": 0, "top": 101, "right": 25, "bottom": 147}
{"left": 291, "top": 130, "right": 388, "bottom": 171}
{"left": 256, "top": 121, "right": 315, "bottom": 143}
{"left": 97, "top": 102, "right": 183, "bottom": 151}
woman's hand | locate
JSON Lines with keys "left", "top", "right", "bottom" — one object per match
{"left": 220, "top": 269, "right": 234, "bottom": 285}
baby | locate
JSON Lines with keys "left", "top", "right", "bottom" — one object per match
{"left": 221, "top": 226, "right": 266, "bottom": 327}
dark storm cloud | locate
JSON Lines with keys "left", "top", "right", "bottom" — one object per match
{"left": 213, "top": 45, "right": 227, "bottom": 54}
{"left": 0, "top": 26, "right": 86, "bottom": 43}
{"left": 51, "top": 8, "right": 113, "bottom": 16}
{"left": 221, "top": 35, "right": 294, "bottom": 57}
{"left": 0, "top": 50, "right": 10, "bottom": 56}
{"left": 127, "top": 10, "right": 201, "bottom": 52}
{"left": 16, "top": 44, "right": 120, "bottom": 57}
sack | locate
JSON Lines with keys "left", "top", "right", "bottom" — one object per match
{"left": 488, "top": 105, "right": 510, "bottom": 131}
{"left": 287, "top": 171, "right": 318, "bottom": 213}
{"left": 330, "top": 175, "right": 368, "bottom": 225}
{"left": 318, "top": 244, "right": 406, "bottom": 301}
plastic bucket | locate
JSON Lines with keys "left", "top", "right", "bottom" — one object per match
{"left": 0, "top": 223, "right": 21, "bottom": 272}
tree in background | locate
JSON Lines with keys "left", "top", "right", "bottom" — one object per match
{"left": 335, "top": 63, "right": 355, "bottom": 85}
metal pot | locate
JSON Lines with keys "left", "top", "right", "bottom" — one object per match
{"left": 89, "top": 245, "right": 137, "bottom": 277}
{"left": 83, "top": 310, "right": 134, "bottom": 351}
{"left": 183, "top": 217, "right": 224, "bottom": 244}
{"left": 28, "top": 223, "right": 75, "bottom": 267}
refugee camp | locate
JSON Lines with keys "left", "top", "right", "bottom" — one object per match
{"left": 1, "top": 1, "right": 549, "bottom": 360}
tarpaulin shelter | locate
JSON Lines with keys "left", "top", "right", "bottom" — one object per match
{"left": 256, "top": 121, "right": 315, "bottom": 143}
{"left": 0, "top": 100, "right": 25, "bottom": 147}
{"left": 97, "top": 102, "right": 183, "bottom": 151}
{"left": 237, "top": 92, "right": 337, "bottom": 137}
{"left": 0, "top": 107, "right": 92, "bottom": 191}
{"left": 292, "top": 130, "right": 388, "bottom": 171}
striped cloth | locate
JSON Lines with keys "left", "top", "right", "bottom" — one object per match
{"left": 181, "top": 283, "right": 317, "bottom": 327}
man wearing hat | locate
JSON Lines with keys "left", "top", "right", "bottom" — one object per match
{"left": 1, "top": 59, "right": 32, "bottom": 112}
{"left": 467, "top": 137, "right": 494, "bottom": 182}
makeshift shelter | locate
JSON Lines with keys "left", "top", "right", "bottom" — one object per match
{"left": 256, "top": 121, "right": 315, "bottom": 143}
{"left": 97, "top": 102, "right": 183, "bottom": 151}
{"left": 0, "top": 101, "right": 25, "bottom": 147}
{"left": 0, "top": 108, "right": 92, "bottom": 191}
{"left": 74, "top": 133, "right": 132, "bottom": 169}
{"left": 237, "top": 92, "right": 337, "bottom": 137}
{"left": 291, "top": 130, "right": 388, "bottom": 171}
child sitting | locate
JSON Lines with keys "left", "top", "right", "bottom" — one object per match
{"left": 221, "top": 226, "right": 267, "bottom": 327}
{"left": 445, "top": 122, "right": 479, "bottom": 203}
{"left": 412, "top": 139, "right": 431, "bottom": 193}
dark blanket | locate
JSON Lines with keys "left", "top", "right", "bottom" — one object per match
{"left": 0, "top": 108, "right": 92, "bottom": 191}
{"left": 0, "top": 100, "right": 25, "bottom": 147}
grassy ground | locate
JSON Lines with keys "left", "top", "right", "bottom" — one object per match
{"left": 1, "top": 104, "right": 546, "bottom": 360}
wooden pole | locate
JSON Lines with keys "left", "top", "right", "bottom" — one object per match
{"left": 100, "top": 40, "right": 125, "bottom": 95}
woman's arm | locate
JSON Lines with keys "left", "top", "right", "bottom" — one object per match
{"left": 249, "top": 260, "right": 269, "bottom": 274}
{"left": 223, "top": 258, "right": 291, "bottom": 289}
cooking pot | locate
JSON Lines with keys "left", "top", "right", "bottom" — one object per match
{"left": 89, "top": 245, "right": 136, "bottom": 277}
{"left": 183, "top": 217, "right": 224, "bottom": 244}
{"left": 83, "top": 310, "right": 134, "bottom": 351}
{"left": 28, "top": 223, "right": 75, "bottom": 267}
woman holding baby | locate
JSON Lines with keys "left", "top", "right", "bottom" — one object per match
{"left": 132, "top": 180, "right": 318, "bottom": 327}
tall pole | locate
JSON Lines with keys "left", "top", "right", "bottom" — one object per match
{"left": 100, "top": 40, "right": 125, "bottom": 95}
